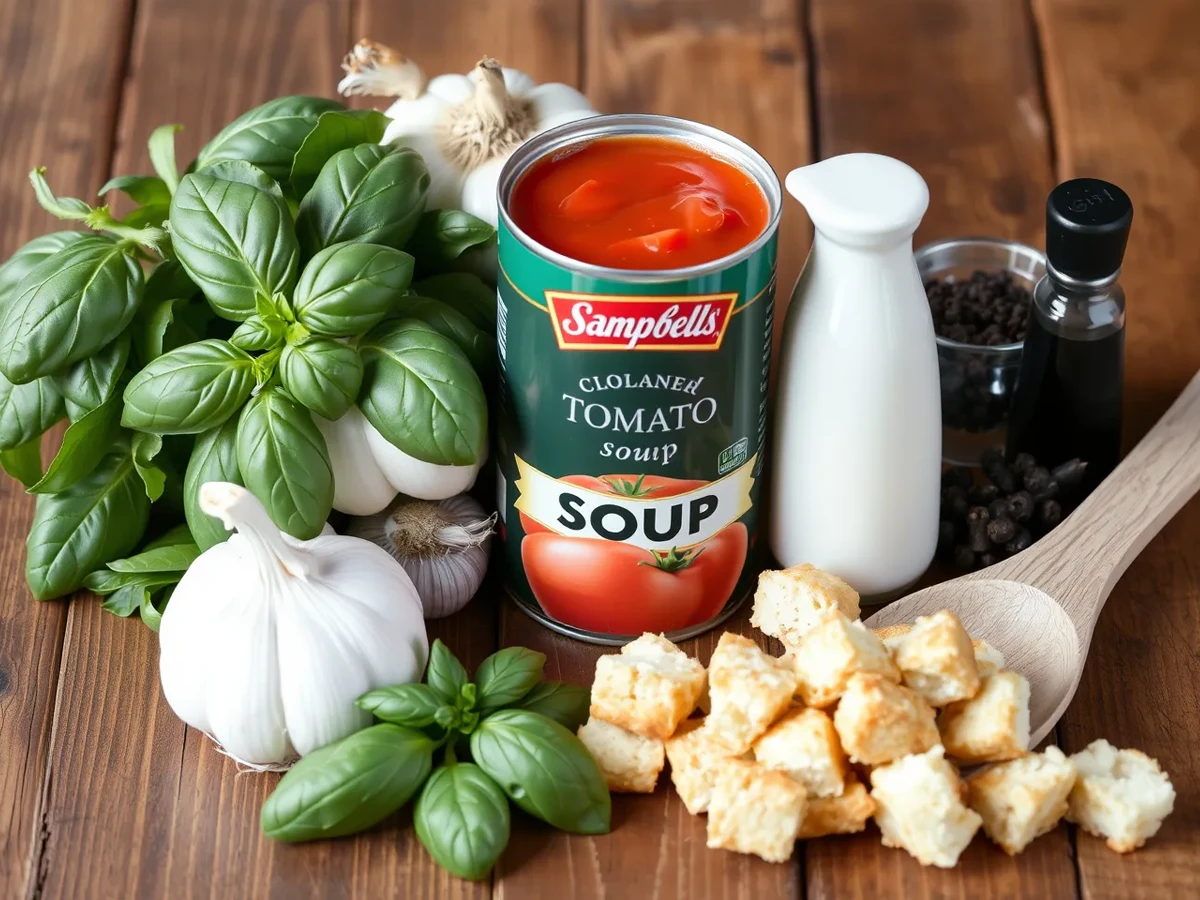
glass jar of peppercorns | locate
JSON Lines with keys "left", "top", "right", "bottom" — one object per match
{"left": 916, "top": 237, "right": 1045, "bottom": 466}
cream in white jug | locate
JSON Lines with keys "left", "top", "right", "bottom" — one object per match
{"left": 770, "top": 153, "right": 940, "bottom": 599}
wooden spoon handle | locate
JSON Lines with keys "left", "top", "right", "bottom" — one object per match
{"left": 1016, "top": 369, "right": 1200, "bottom": 632}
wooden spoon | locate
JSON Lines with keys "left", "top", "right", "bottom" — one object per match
{"left": 865, "top": 370, "right": 1200, "bottom": 747}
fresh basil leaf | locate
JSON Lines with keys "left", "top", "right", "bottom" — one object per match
{"left": 26, "top": 448, "right": 151, "bottom": 600}
{"left": 0, "top": 375, "right": 63, "bottom": 451}
{"left": 29, "top": 169, "right": 92, "bottom": 222}
{"left": 261, "top": 723, "right": 434, "bottom": 842}
{"left": 425, "top": 639, "right": 470, "bottom": 704}
{"left": 359, "top": 320, "right": 486, "bottom": 466}
{"left": 131, "top": 431, "right": 166, "bottom": 500}
{"left": 29, "top": 393, "right": 121, "bottom": 493}
{"left": 148, "top": 124, "right": 183, "bottom": 193}
{"left": 471, "top": 710, "right": 610, "bottom": 834}
{"left": 84, "top": 567, "right": 180, "bottom": 594}
{"left": 290, "top": 109, "right": 390, "bottom": 199}
{"left": 122, "top": 339, "right": 255, "bottom": 434}
{"left": 196, "top": 95, "right": 345, "bottom": 182}
{"left": 107, "top": 540, "right": 199, "bottom": 573}
{"left": 474, "top": 648, "right": 546, "bottom": 711}
{"left": 184, "top": 418, "right": 241, "bottom": 550}
{"left": 140, "top": 586, "right": 170, "bottom": 630}
{"left": 120, "top": 203, "right": 170, "bottom": 230}
{"left": 236, "top": 386, "right": 333, "bottom": 539}
{"left": 101, "top": 582, "right": 149, "bottom": 617}
{"left": 51, "top": 331, "right": 130, "bottom": 413}
{"left": 230, "top": 315, "right": 286, "bottom": 351}
{"left": 399, "top": 298, "right": 492, "bottom": 378}
{"left": 98, "top": 174, "right": 171, "bottom": 207}
{"left": 0, "top": 236, "right": 143, "bottom": 384}
{"left": 0, "top": 438, "right": 42, "bottom": 488}
{"left": 170, "top": 172, "right": 299, "bottom": 321}
{"left": 279, "top": 338, "right": 362, "bottom": 420}
{"left": 513, "top": 681, "right": 591, "bottom": 732}
{"left": 414, "top": 763, "right": 510, "bottom": 881}
{"left": 200, "top": 160, "right": 286, "bottom": 201}
{"left": 411, "top": 273, "right": 495, "bottom": 332}
{"left": 406, "top": 209, "right": 496, "bottom": 269}
{"left": 292, "top": 242, "right": 414, "bottom": 337}
{"left": 356, "top": 683, "right": 443, "bottom": 728}
{"left": 295, "top": 144, "right": 429, "bottom": 258}
{"left": 0, "top": 232, "right": 87, "bottom": 303}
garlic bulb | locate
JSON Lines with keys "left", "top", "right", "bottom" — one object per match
{"left": 314, "top": 406, "right": 485, "bottom": 515}
{"left": 348, "top": 493, "right": 495, "bottom": 618}
{"left": 159, "top": 482, "right": 428, "bottom": 765}
{"left": 338, "top": 42, "right": 597, "bottom": 229}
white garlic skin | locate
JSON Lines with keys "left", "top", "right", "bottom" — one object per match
{"left": 348, "top": 492, "right": 493, "bottom": 618}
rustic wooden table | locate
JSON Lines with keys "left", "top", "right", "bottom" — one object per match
{"left": 1, "top": 0, "right": 1197, "bottom": 897}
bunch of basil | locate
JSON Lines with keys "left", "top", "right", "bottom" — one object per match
{"left": 262, "top": 641, "right": 609, "bottom": 880}
{"left": 0, "top": 96, "right": 496, "bottom": 624}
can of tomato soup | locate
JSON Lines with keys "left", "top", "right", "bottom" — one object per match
{"left": 495, "top": 114, "right": 781, "bottom": 644}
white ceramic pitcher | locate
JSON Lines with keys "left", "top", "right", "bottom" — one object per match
{"left": 770, "top": 153, "right": 941, "bottom": 600}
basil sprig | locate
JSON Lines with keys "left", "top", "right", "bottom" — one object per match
{"left": 262, "top": 641, "right": 608, "bottom": 881}
{"left": 0, "top": 92, "right": 499, "bottom": 624}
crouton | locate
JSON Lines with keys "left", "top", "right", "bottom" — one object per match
{"left": 751, "top": 564, "right": 861, "bottom": 648}
{"left": 872, "top": 623, "right": 912, "bottom": 653}
{"left": 706, "top": 758, "right": 807, "bottom": 863}
{"left": 892, "top": 610, "right": 981, "bottom": 706}
{"left": 972, "top": 638, "right": 1006, "bottom": 676}
{"left": 753, "top": 706, "right": 849, "bottom": 798}
{"left": 791, "top": 611, "right": 900, "bottom": 708}
{"left": 590, "top": 632, "right": 707, "bottom": 740}
{"left": 870, "top": 746, "right": 982, "bottom": 868}
{"left": 967, "top": 746, "right": 1077, "bottom": 854}
{"left": 706, "top": 632, "right": 798, "bottom": 753}
{"left": 939, "top": 671, "right": 1030, "bottom": 763}
{"left": 833, "top": 672, "right": 941, "bottom": 765}
{"left": 577, "top": 716, "right": 665, "bottom": 793}
{"left": 797, "top": 775, "right": 875, "bottom": 839}
{"left": 1066, "top": 739, "right": 1176, "bottom": 853}
{"left": 665, "top": 718, "right": 737, "bottom": 815}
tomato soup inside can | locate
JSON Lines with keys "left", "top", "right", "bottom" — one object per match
{"left": 495, "top": 114, "right": 782, "bottom": 645}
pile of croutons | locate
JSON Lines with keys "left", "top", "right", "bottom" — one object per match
{"left": 577, "top": 563, "right": 1175, "bottom": 867}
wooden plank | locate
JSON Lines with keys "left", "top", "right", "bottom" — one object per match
{"left": 803, "top": 2, "right": 1077, "bottom": 897}
{"left": 1032, "top": 1, "right": 1200, "bottom": 897}
{"left": 0, "top": 0, "right": 134, "bottom": 896}
{"left": 493, "top": 2, "right": 808, "bottom": 898}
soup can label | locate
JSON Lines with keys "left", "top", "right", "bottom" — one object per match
{"left": 495, "top": 115, "right": 781, "bottom": 644}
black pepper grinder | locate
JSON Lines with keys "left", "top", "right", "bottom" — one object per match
{"left": 1006, "top": 178, "right": 1133, "bottom": 496}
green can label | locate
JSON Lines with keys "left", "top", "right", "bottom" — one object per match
{"left": 496, "top": 222, "right": 778, "bottom": 642}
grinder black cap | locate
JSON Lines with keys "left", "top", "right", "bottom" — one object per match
{"left": 1046, "top": 178, "right": 1133, "bottom": 281}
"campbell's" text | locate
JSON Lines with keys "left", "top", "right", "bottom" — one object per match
{"left": 544, "top": 292, "right": 737, "bottom": 351}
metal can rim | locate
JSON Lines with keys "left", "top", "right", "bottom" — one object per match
{"left": 497, "top": 113, "right": 784, "bottom": 284}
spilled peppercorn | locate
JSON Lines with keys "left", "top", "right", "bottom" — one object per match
{"left": 937, "top": 449, "right": 1089, "bottom": 571}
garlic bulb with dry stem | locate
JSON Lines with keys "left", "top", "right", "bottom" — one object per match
{"left": 348, "top": 493, "right": 495, "bottom": 618}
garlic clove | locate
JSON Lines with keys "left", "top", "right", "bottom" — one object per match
{"left": 530, "top": 84, "right": 597, "bottom": 132}
{"left": 363, "top": 414, "right": 482, "bottom": 500}
{"left": 390, "top": 132, "right": 465, "bottom": 210}
{"left": 500, "top": 67, "right": 539, "bottom": 97}
{"left": 314, "top": 409, "right": 398, "bottom": 516}
{"left": 427, "top": 72, "right": 474, "bottom": 105}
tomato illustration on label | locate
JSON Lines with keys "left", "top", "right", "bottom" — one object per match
{"left": 522, "top": 516, "right": 748, "bottom": 634}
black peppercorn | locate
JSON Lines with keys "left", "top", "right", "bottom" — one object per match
{"left": 1023, "top": 466, "right": 1052, "bottom": 495}
{"left": 1005, "top": 528, "right": 1033, "bottom": 554}
{"left": 942, "top": 486, "right": 969, "bottom": 518}
{"left": 1039, "top": 499, "right": 1063, "bottom": 528}
{"left": 967, "top": 506, "right": 992, "bottom": 552}
{"left": 987, "top": 516, "right": 1018, "bottom": 545}
{"left": 978, "top": 552, "right": 999, "bottom": 568}
{"left": 983, "top": 459, "right": 1017, "bottom": 494}
{"left": 1007, "top": 490, "right": 1034, "bottom": 522}
{"left": 1010, "top": 452, "right": 1037, "bottom": 476}
{"left": 953, "top": 545, "right": 976, "bottom": 570}
{"left": 969, "top": 483, "right": 1000, "bottom": 505}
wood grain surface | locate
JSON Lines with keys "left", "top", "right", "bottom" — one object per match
{"left": 0, "top": 0, "right": 1198, "bottom": 898}
{"left": 1033, "top": 1, "right": 1200, "bottom": 898}
{"left": 0, "top": 1, "right": 134, "bottom": 896}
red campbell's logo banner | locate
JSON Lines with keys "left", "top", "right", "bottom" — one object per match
{"left": 545, "top": 291, "right": 738, "bottom": 351}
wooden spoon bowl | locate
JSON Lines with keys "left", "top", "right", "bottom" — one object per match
{"left": 866, "top": 370, "right": 1200, "bottom": 747}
